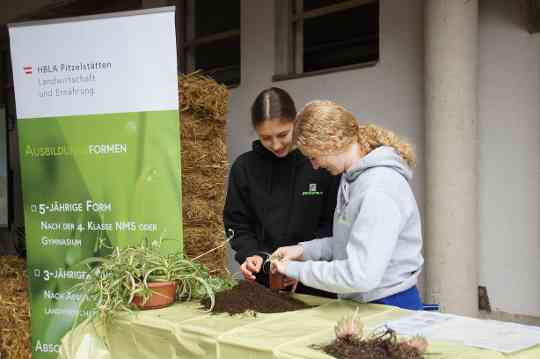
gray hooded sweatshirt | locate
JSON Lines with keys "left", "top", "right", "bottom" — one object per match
{"left": 285, "top": 146, "right": 424, "bottom": 302}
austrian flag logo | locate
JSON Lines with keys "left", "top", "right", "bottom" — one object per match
{"left": 23, "top": 66, "right": 33, "bottom": 75}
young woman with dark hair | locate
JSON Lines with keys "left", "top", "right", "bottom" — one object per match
{"left": 223, "top": 88, "right": 339, "bottom": 297}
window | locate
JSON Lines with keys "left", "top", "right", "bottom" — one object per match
{"left": 177, "top": 0, "right": 241, "bottom": 86}
{"left": 275, "top": 0, "right": 379, "bottom": 80}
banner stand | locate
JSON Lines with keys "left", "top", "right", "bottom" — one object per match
{"left": 9, "top": 7, "right": 182, "bottom": 358}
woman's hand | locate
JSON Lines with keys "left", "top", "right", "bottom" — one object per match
{"left": 269, "top": 245, "right": 303, "bottom": 277}
{"left": 240, "top": 255, "right": 263, "bottom": 281}
{"left": 274, "top": 245, "right": 304, "bottom": 261}
{"left": 271, "top": 258, "right": 290, "bottom": 275}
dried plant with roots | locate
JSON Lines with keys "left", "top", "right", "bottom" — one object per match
{"left": 404, "top": 335, "right": 428, "bottom": 353}
{"left": 313, "top": 310, "right": 429, "bottom": 359}
{"left": 334, "top": 307, "right": 364, "bottom": 341}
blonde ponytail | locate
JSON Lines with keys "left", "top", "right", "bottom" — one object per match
{"left": 357, "top": 124, "right": 416, "bottom": 167}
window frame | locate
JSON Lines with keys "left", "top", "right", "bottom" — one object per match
{"left": 274, "top": 0, "right": 378, "bottom": 82}
{"left": 176, "top": 0, "right": 241, "bottom": 87}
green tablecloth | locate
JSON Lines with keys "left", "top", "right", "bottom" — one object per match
{"left": 59, "top": 295, "right": 540, "bottom": 359}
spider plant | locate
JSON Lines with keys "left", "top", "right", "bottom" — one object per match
{"left": 72, "top": 239, "right": 235, "bottom": 326}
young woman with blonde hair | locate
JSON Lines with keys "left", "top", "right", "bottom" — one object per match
{"left": 272, "top": 100, "right": 424, "bottom": 309}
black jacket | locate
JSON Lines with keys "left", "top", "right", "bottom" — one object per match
{"left": 224, "top": 140, "right": 340, "bottom": 266}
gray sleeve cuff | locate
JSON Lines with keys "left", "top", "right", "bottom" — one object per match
{"left": 284, "top": 260, "right": 304, "bottom": 281}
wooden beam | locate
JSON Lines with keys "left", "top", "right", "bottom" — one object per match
{"left": 182, "top": 30, "right": 240, "bottom": 48}
{"left": 292, "top": 0, "right": 376, "bottom": 22}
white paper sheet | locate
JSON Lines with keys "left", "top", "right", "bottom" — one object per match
{"left": 374, "top": 311, "right": 540, "bottom": 353}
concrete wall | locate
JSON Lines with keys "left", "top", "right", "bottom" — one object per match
{"left": 226, "top": 0, "right": 425, "bottom": 273}
{"left": 478, "top": 0, "right": 540, "bottom": 317}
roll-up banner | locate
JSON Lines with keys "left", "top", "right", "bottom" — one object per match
{"left": 8, "top": 7, "right": 182, "bottom": 358}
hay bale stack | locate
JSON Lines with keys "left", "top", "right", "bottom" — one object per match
{"left": 0, "top": 256, "right": 31, "bottom": 359}
{"left": 179, "top": 73, "right": 229, "bottom": 275}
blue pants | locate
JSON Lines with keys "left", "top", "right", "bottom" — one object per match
{"left": 370, "top": 286, "right": 423, "bottom": 310}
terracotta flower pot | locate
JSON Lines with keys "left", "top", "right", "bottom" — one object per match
{"left": 269, "top": 272, "right": 286, "bottom": 290}
{"left": 132, "top": 281, "right": 177, "bottom": 310}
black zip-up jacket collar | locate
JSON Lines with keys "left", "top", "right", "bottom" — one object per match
{"left": 224, "top": 140, "right": 340, "bottom": 266}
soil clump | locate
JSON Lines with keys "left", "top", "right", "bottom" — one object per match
{"left": 201, "top": 280, "right": 311, "bottom": 315}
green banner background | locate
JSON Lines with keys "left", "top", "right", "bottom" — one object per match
{"left": 18, "top": 110, "right": 182, "bottom": 358}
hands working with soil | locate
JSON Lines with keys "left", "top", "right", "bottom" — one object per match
{"left": 270, "top": 244, "right": 304, "bottom": 277}
{"left": 273, "top": 244, "right": 305, "bottom": 262}
{"left": 240, "top": 255, "right": 264, "bottom": 281}
{"left": 240, "top": 252, "right": 298, "bottom": 289}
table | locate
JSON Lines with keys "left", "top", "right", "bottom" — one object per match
{"left": 59, "top": 295, "right": 540, "bottom": 359}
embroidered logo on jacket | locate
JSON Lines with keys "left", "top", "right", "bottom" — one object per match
{"left": 302, "top": 183, "right": 323, "bottom": 196}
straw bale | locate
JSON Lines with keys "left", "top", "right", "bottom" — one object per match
{"left": 0, "top": 256, "right": 31, "bottom": 359}
{"left": 182, "top": 112, "right": 226, "bottom": 141}
{"left": 182, "top": 195, "right": 225, "bottom": 225}
{"left": 183, "top": 197, "right": 218, "bottom": 224}
{"left": 182, "top": 172, "right": 223, "bottom": 200}
{"left": 183, "top": 226, "right": 228, "bottom": 275}
{"left": 181, "top": 138, "right": 227, "bottom": 168}
{"left": 179, "top": 72, "right": 229, "bottom": 122}
{"left": 179, "top": 73, "right": 230, "bottom": 274}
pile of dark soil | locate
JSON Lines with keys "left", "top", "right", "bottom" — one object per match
{"left": 320, "top": 329, "right": 424, "bottom": 359}
{"left": 200, "top": 281, "right": 311, "bottom": 315}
